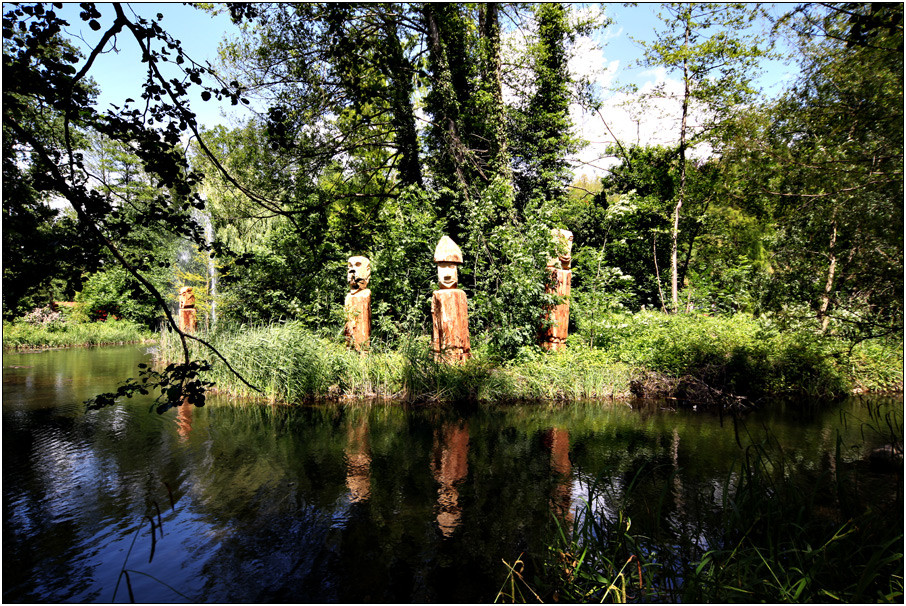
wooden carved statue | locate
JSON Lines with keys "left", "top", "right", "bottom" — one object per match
{"left": 178, "top": 286, "right": 197, "bottom": 333}
{"left": 541, "top": 229, "right": 573, "bottom": 351}
{"left": 431, "top": 236, "right": 471, "bottom": 363}
{"left": 344, "top": 255, "right": 372, "bottom": 350}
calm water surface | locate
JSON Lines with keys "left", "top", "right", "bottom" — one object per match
{"left": 3, "top": 345, "right": 901, "bottom": 602}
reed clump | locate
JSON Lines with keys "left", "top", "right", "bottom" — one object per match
{"left": 159, "top": 321, "right": 403, "bottom": 403}
{"left": 157, "top": 322, "right": 633, "bottom": 404}
{"left": 156, "top": 313, "right": 902, "bottom": 406}
{"left": 502, "top": 343, "right": 633, "bottom": 401}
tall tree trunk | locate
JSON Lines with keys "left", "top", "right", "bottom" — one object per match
{"left": 672, "top": 18, "right": 690, "bottom": 314}
{"left": 382, "top": 13, "right": 422, "bottom": 187}
{"left": 818, "top": 211, "right": 838, "bottom": 332}
{"left": 479, "top": 2, "right": 510, "bottom": 184}
{"left": 678, "top": 197, "right": 711, "bottom": 291}
{"left": 422, "top": 4, "right": 467, "bottom": 191}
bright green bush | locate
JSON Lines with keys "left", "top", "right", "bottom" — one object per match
{"left": 575, "top": 310, "right": 861, "bottom": 399}
{"left": 845, "top": 338, "right": 905, "bottom": 393}
{"left": 75, "top": 265, "right": 172, "bottom": 327}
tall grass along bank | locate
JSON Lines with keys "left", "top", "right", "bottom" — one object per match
{"left": 157, "top": 312, "right": 902, "bottom": 406}
{"left": 3, "top": 318, "right": 156, "bottom": 350}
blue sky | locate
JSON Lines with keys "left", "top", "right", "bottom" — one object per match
{"left": 56, "top": 2, "right": 244, "bottom": 128}
{"left": 57, "top": 3, "right": 799, "bottom": 178}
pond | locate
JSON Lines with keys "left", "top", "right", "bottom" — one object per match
{"left": 3, "top": 345, "right": 902, "bottom": 602}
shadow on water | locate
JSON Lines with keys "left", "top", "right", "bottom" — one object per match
{"left": 3, "top": 345, "right": 902, "bottom": 602}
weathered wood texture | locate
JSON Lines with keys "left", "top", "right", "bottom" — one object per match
{"left": 344, "top": 291, "right": 371, "bottom": 351}
{"left": 541, "top": 268, "right": 571, "bottom": 351}
{"left": 431, "top": 288, "right": 471, "bottom": 362}
{"left": 179, "top": 308, "right": 197, "bottom": 333}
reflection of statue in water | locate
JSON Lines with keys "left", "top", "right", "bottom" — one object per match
{"left": 344, "top": 256, "right": 372, "bottom": 351}
{"left": 176, "top": 400, "right": 193, "bottom": 440}
{"left": 178, "top": 286, "right": 197, "bottom": 332}
{"left": 431, "top": 237, "right": 471, "bottom": 363}
{"left": 541, "top": 427, "right": 573, "bottom": 524}
{"left": 431, "top": 420, "right": 470, "bottom": 537}
{"left": 345, "top": 416, "right": 372, "bottom": 503}
{"left": 541, "top": 229, "right": 573, "bottom": 351}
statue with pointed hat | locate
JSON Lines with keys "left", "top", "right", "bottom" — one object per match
{"left": 344, "top": 255, "right": 372, "bottom": 351}
{"left": 431, "top": 236, "right": 471, "bottom": 362}
{"left": 541, "top": 228, "right": 573, "bottom": 351}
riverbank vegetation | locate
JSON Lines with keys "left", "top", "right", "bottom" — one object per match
{"left": 4, "top": 3, "right": 902, "bottom": 412}
{"left": 2, "top": 306, "right": 155, "bottom": 350}
{"left": 157, "top": 312, "right": 902, "bottom": 406}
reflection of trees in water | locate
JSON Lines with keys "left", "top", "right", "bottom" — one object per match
{"left": 8, "top": 357, "right": 900, "bottom": 604}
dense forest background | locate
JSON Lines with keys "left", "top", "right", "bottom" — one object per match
{"left": 3, "top": 2, "right": 903, "bottom": 359}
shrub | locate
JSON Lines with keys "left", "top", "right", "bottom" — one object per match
{"left": 20, "top": 306, "right": 65, "bottom": 328}
{"left": 156, "top": 312, "right": 900, "bottom": 406}
{"left": 576, "top": 310, "right": 857, "bottom": 400}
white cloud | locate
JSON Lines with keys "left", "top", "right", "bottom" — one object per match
{"left": 501, "top": 4, "right": 716, "bottom": 182}
{"left": 568, "top": 51, "right": 714, "bottom": 181}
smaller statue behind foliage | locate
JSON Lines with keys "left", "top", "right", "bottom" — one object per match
{"left": 178, "top": 286, "right": 197, "bottom": 333}
{"left": 541, "top": 229, "right": 573, "bottom": 351}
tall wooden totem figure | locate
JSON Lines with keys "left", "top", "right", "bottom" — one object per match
{"left": 541, "top": 229, "right": 573, "bottom": 351}
{"left": 344, "top": 256, "right": 372, "bottom": 351}
{"left": 431, "top": 236, "right": 471, "bottom": 363}
{"left": 178, "top": 286, "right": 197, "bottom": 333}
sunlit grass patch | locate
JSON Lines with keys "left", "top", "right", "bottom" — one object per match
{"left": 157, "top": 312, "right": 902, "bottom": 406}
{"left": 3, "top": 318, "right": 155, "bottom": 349}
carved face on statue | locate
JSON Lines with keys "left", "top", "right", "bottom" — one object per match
{"left": 433, "top": 236, "right": 463, "bottom": 290}
{"left": 347, "top": 256, "right": 371, "bottom": 292}
{"left": 437, "top": 262, "right": 458, "bottom": 289}
{"left": 548, "top": 229, "right": 574, "bottom": 269}
{"left": 179, "top": 286, "right": 195, "bottom": 308}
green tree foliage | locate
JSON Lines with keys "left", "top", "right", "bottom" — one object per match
{"left": 202, "top": 3, "right": 597, "bottom": 356}
{"left": 6, "top": 1, "right": 900, "bottom": 410}
{"left": 1, "top": 23, "right": 103, "bottom": 318}
{"left": 730, "top": 3, "right": 903, "bottom": 338}
{"left": 510, "top": 3, "right": 582, "bottom": 217}
{"left": 632, "top": 3, "right": 771, "bottom": 311}
{"left": 3, "top": 2, "right": 260, "bottom": 410}
{"left": 78, "top": 133, "right": 184, "bottom": 326}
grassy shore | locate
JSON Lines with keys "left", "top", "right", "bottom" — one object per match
{"left": 3, "top": 318, "right": 156, "bottom": 350}
{"left": 157, "top": 312, "right": 903, "bottom": 406}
